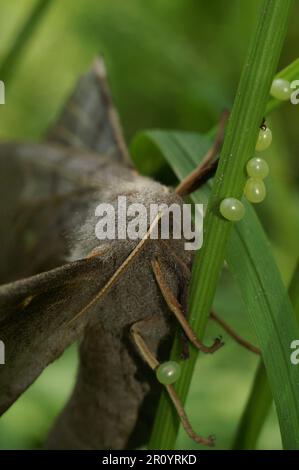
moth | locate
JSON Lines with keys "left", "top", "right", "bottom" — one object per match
{"left": 0, "top": 57, "right": 256, "bottom": 449}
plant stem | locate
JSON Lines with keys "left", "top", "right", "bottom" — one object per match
{"left": 149, "top": 0, "right": 294, "bottom": 450}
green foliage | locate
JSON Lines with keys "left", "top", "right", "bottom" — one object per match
{"left": 0, "top": 0, "right": 298, "bottom": 451}
{"left": 132, "top": 124, "right": 299, "bottom": 449}
{"left": 0, "top": 0, "right": 52, "bottom": 83}
{"left": 133, "top": 1, "right": 298, "bottom": 449}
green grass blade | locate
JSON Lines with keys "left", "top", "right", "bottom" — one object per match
{"left": 0, "top": 0, "right": 52, "bottom": 83}
{"left": 227, "top": 204, "right": 299, "bottom": 449}
{"left": 233, "top": 260, "right": 299, "bottom": 450}
{"left": 232, "top": 361, "right": 271, "bottom": 450}
{"left": 289, "top": 261, "right": 299, "bottom": 322}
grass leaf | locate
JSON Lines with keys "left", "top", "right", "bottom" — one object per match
{"left": 233, "top": 260, "right": 299, "bottom": 449}
{"left": 232, "top": 361, "right": 272, "bottom": 450}
{"left": 227, "top": 204, "right": 299, "bottom": 449}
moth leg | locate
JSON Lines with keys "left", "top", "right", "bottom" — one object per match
{"left": 157, "top": 243, "right": 258, "bottom": 356}
{"left": 159, "top": 241, "right": 191, "bottom": 360}
{"left": 151, "top": 258, "right": 224, "bottom": 354}
{"left": 130, "top": 319, "right": 215, "bottom": 447}
{"left": 210, "top": 311, "right": 261, "bottom": 355}
{"left": 176, "top": 110, "right": 229, "bottom": 197}
{"left": 159, "top": 244, "right": 190, "bottom": 359}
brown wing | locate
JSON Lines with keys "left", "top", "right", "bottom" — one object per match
{"left": 0, "top": 252, "right": 115, "bottom": 416}
{"left": 0, "top": 57, "right": 136, "bottom": 283}
{"left": 47, "top": 57, "right": 132, "bottom": 165}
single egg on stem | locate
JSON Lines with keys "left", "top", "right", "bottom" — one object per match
{"left": 156, "top": 361, "right": 181, "bottom": 385}
{"left": 246, "top": 157, "right": 269, "bottom": 179}
{"left": 256, "top": 127, "right": 272, "bottom": 152}
{"left": 270, "top": 78, "right": 291, "bottom": 101}
{"left": 219, "top": 198, "right": 245, "bottom": 221}
{"left": 244, "top": 178, "right": 266, "bottom": 203}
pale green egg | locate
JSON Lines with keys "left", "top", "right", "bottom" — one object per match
{"left": 246, "top": 157, "right": 269, "bottom": 179}
{"left": 270, "top": 78, "right": 291, "bottom": 101}
{"left": 156, "top": 361, "right": 181, "bottom": 385}
{"left": 244, "top": 178, "right": 266, "bottom": 203}
{"left": 255, "top": 127, "right": 272, "bottom": 152}
{"left": 219, "top": 198, "right": 245, "bottom": 221}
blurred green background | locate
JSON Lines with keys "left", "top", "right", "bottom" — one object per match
{"left": 0, "top": 0, "right": 298, "bottom": 450}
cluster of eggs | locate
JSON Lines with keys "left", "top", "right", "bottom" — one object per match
{"left": 156, "top": 80, "right": 293, "bottom": 387}
{"left": 220, "top": 78, "right": 292, "bottom": 222}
